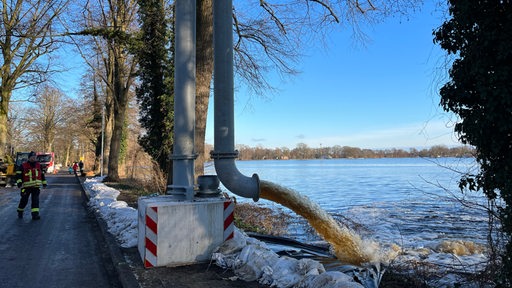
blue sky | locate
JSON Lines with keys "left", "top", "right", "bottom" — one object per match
{"left": 205, "top": 2, "right": 460, "bottom": 150}
{"left": 53, "top": 2, "right": 459, "bottom": 150}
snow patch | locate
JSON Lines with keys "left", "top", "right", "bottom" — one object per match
{"left": 83, "top": 177, "right": 138, "bottom": 248}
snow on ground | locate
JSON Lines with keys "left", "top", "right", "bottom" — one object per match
{"left": 83, "top": 177, "right": 138, "bottom": 248}
{"left": 82, "top": 176, "right": 489, "bottom": 288}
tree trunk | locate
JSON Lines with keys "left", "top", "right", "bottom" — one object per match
{"left": 102, "top": 103, "right": 113, "bottom": 175}
{"left": 195, "top": 0, "right": 214, "bottom": 179}
{"left": 106, "top": 49, "right": 129, "bottom": 182}
{"left": 65, "top": 142, "right": 71, "bottom": 167}
{"left": 0, "top": 89, "right": 10, "bottom": 155}
{"left": 107, "top": 105, "right": 126, "bottom": 181}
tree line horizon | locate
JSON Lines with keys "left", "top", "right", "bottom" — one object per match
{"left": 203, "top": 143, "right": 475, "bottom": 161}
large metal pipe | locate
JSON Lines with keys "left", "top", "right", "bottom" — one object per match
{"left": 212, "top": 0, "right": 260, "bottom": 202}
{"left": 168, "top": 0, "right": 196, "bottom": 201}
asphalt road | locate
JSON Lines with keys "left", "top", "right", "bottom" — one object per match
{"left": 0, "top": 173, "right": 120, "bottom": 288}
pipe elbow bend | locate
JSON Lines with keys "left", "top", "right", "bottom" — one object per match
{"left": 214, "top": 159, "right": 260, "bottom": 202}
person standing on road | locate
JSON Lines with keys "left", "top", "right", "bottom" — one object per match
{"left": 78, "top": 160, "right": 84, "bottom": 176}
{"left": 72, "top": 162, "right": 78, "bottom": 175}
{"left": 16, "top": 151, "right": 47, "bottom": 220}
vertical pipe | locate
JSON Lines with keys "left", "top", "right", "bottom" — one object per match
{"left": 212, "top": 0, "right": 259, "bottom": 201}
{"left": 167, "top": 0, "right": 196, "bottom": 200}
{"left": 213, "top": 0, "right": 234, "bottom": 151}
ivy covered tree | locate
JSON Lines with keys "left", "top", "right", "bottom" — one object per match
{"left": 434, "top": 1, "right": 512, "bottom": 286}
{"left": 136, "top": 0, "right": 174, "bottom": 174}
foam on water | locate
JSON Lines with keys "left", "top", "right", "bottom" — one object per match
{"left": 436, "top": 240, "right": 486, "bottom": 256}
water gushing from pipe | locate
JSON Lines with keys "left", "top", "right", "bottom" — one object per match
{"left": 260, "top": 180, "right": 381, "bottom": 265}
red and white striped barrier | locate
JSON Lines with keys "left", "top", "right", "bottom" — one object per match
{"left": 138, "top": 197, "right": 235, "bottom": 268}
{"left": 143, "top": 206, "right": 158, "bottom": 268}
{"left": 223, "top": 200, "right": 235, "bottom": 241}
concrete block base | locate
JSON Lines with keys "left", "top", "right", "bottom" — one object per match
{"left": 138, "top": 196, "right": 234, "bottom": 268}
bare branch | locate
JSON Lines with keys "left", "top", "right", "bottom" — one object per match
{"left": 308, "top": 0, "right": 340, "bottom": 22}
{"left": 259, "top": 0, "right": 287, "bottom": 33}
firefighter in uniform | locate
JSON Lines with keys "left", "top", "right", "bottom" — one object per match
{"left": 16, "top": 151, "right": 47, "bottom": 220}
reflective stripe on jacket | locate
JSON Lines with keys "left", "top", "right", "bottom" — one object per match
{"left": 20, "top": 162, "right": 43, "bottom": 188}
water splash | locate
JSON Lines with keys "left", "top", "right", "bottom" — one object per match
{"left": 260, "top": 180, "right": 381, "bottom": 266}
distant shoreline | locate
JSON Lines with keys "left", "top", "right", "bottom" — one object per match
{"left": 219, "top": 144, "right": 476, "bottom": 161}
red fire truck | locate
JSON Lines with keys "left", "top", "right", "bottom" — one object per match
{"left": 36, "top": 152, "right": 55, "bottom": 174}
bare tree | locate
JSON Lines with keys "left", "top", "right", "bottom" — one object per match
{"left": 77, "top": 70, "right": 107, "bottom": 174}
{"left": 6, "top": 103, "right": 31, "bottom": 154}
{"left": 5, "top": 83, "right": 83, "bottom": 167}
{"left": 0, "top": 0, "right": 69, "bottom": 155}
{"left": 25, "top": 84, "right": 78, "bottom": 152}
{"left": 52, "top": 107, "right": 83, "bottom": 169}
{"left": 69, "top": 0, "right": 139, "bottom": 181}
{"left": 104, "top": 0, "right": 138, "bottom": 181}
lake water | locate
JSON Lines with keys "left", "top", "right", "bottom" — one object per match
{"left": 207, "top": 157, "right": 488, "bottom": 251}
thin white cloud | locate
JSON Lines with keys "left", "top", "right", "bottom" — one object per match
{"left": 299, "top": 120, "right": 461, "bottom": 149}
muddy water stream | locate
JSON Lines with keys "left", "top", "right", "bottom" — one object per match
{"left": 260, "top": 180, "right": 380, "bottom": 265}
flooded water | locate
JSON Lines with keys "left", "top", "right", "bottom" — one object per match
{"left": 209, "top": 157, "right": 487, "bottom": 254}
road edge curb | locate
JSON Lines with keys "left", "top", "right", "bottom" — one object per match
{"left": 77, "top": 175, "right": 141, "bottom": 288}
